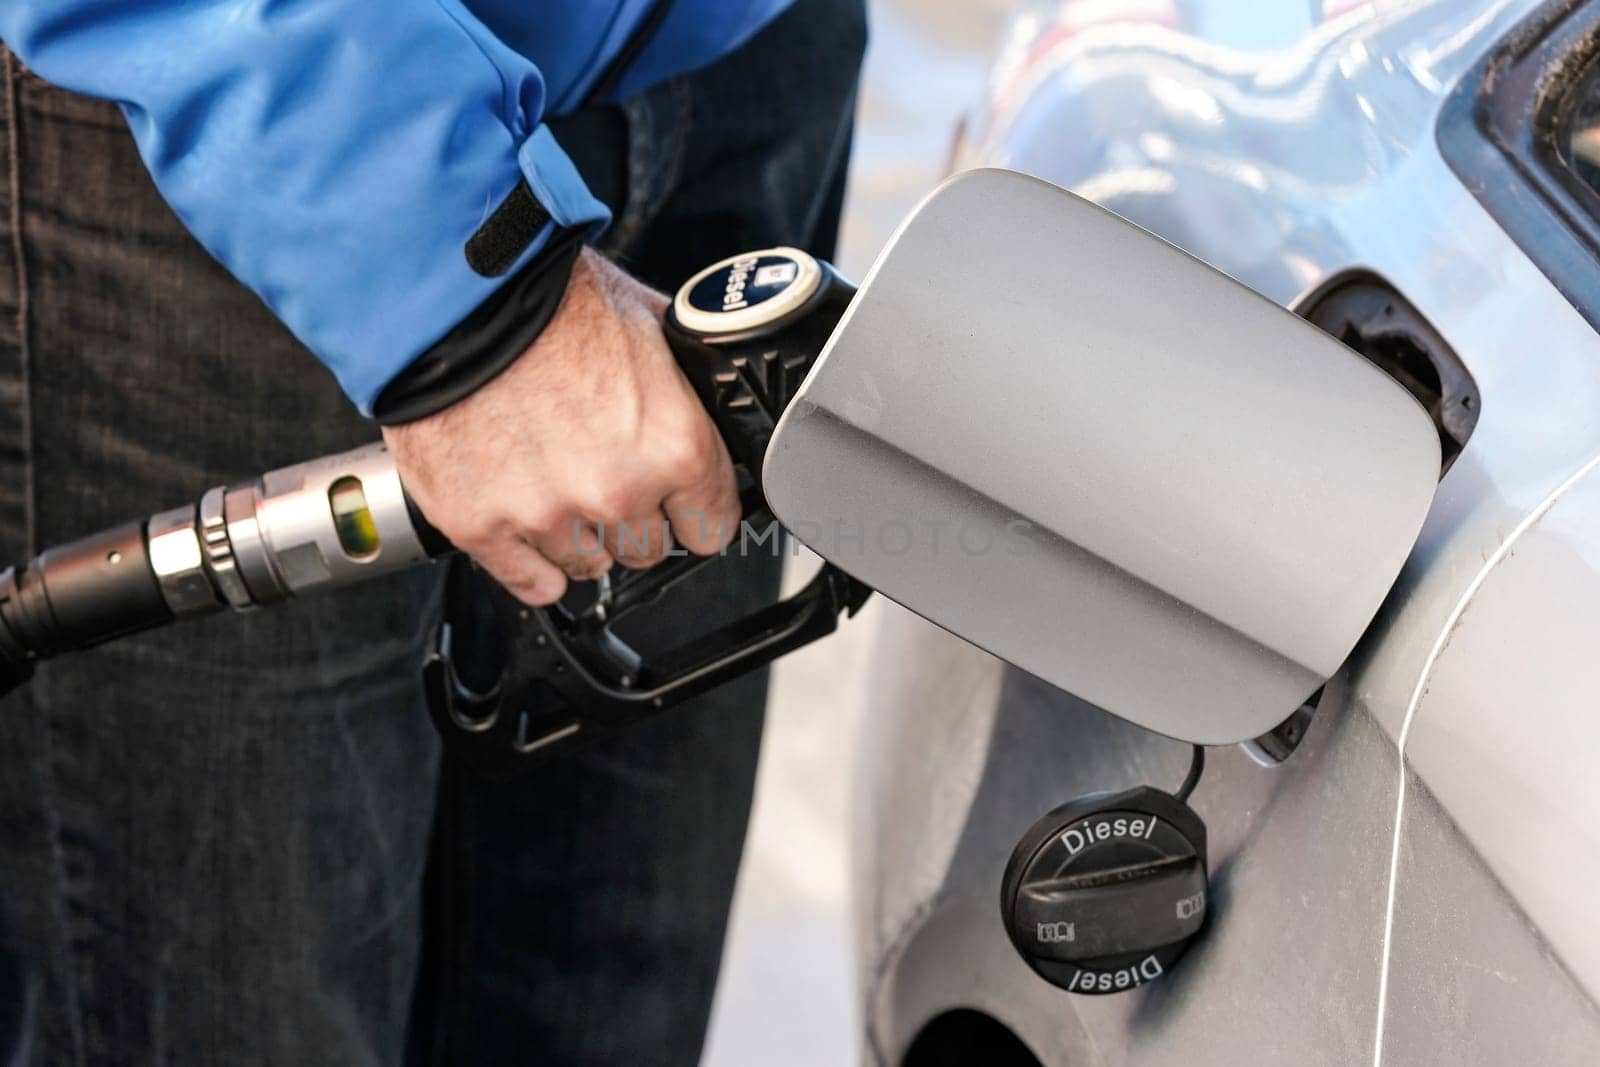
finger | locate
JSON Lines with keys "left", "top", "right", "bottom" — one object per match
{"left": 609, "top": 510, "right": 672, "bottom": 570}
{"left": 534, "top": 518, "right": 617, "bottom": 582}
{"left": 662, "top": 434, "right": 741, "bottom": 556}
{"left": 468, "top": 533, "right": 569, "bottom": 607}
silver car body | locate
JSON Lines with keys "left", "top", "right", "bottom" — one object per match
{"left": 854, "top": 0, "right": 1600, "bottom": 1063}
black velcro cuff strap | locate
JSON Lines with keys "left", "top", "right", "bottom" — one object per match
{"left": 373, "top": 227, "right": 585, "bottom": 425}
{"left": 465, "top": 180, "right": 553, "bottom": 277}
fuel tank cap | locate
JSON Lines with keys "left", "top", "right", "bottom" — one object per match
{"left": 1001, "top": 785, "right": 1208, "bottom": 994}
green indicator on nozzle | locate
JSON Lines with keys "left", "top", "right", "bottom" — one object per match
{"left": 329, "top": 476, "right": 381, "bottom": 559}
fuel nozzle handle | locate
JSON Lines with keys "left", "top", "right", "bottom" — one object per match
{"left": 663, "top": 246, "right": 855, "bottom": 474}
{"left": 0, "top": 245, "right": 855, "bottom": 711}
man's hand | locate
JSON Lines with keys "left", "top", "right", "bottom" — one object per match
{"left": 383, "top": 248, "right": 741, "bottom": 606}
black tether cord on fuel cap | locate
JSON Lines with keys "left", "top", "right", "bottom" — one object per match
{"left": 1176, "top": 744, "right": 1205, "bottom": 802}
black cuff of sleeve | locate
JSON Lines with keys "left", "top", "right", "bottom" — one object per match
{"left": 373, "top": 227, "right": 586, "bottom": 425}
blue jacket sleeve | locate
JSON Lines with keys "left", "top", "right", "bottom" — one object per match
{"left": 0, "top": 0, "right": 612, "bottom": 415}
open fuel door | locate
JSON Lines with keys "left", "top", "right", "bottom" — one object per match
{"left": 762, "top": 169, "right": 1439, "bottom": 745}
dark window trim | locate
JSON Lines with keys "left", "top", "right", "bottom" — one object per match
{"left": 1437, "top": 0, "right": 1600, "bottom": 331}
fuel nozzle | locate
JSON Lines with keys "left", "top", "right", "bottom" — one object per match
{"left": 0, "top": 441, "right": 442, "bottom": 690}
{"left": 0, "top": 246, "right": 869, "bottom": 777}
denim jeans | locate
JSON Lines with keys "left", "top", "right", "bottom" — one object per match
{"left": 0, "top": 1, "right": 865, "bottom": 1063}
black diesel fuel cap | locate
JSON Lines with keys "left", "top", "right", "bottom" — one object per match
{"left": 1001, "top": 785, "right": 1208, "bottom": 995}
